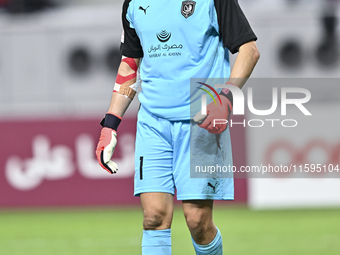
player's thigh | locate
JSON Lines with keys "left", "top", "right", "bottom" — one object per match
{"left": 134, "top": 105, "right": 175, "bottom": 196}
{"left": 141, "top": 192, "right": 174, "bottom": 230}
{"left": 173, "top": 121, "right": 234, "bottom": 200}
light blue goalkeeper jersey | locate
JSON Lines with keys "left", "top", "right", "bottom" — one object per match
{"left": 121, "top": 0, "right": 256, "bottom": 120}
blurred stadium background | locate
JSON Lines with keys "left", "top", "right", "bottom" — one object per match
{"left": 1, "top": 0, "right": 340, "bottom": 254}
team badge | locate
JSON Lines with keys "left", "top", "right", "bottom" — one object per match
{"left": 181, "top": 1, "right": 196, "bottom": 18}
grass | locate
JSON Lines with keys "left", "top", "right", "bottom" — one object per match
{"left": 0, "top": 206, "right": 339, "bottom": 255}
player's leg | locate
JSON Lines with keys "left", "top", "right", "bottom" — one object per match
{"left": 134, "top": 105, "right": 175, "bottom": 255}
{"left": 172, "top": 120, "right": 232, "bottom": 255}
{"left": 140, "top": 192, "right": 174, "bottom": 255}
{"left": 182, "top": 200, "right": 223, "bottom": 255}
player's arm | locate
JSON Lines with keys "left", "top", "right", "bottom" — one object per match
{"left": 216, "top": 40, "right": 260, "bottom": 126}
{"left": 96, "top": 0, "right": 144, "bottom": 174}
{"left": 214, "top": 40, "right": 259, "bottom": 131}
{"left": 198, "top": 41, "right": 260, "bottom": 133}
{"left": 95, "top": 56, "right": 140, "bottom": 174}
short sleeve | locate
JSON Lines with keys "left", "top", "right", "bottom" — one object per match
{"left": 121, "top": 0, "right": 144, "bottom": 58}
{"left": 214, "top": 0, "right": 257, "bottom": 54}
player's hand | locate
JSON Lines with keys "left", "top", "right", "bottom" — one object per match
{"left": 96, "top": 127, "right": 118, "bottom": 174}
{"left": 194, "top": 96, "right": 233, "bottom": 134}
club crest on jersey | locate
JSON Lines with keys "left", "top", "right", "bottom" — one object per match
{"left": 181, "top": 1, "right": 196, "bottom": 18}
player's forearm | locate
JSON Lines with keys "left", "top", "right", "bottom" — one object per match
{"left": 229, "top": 41, "right": 260, "bottom": 89}
{"left": 107, "top": 57, "right": 140, "bottom": 117}
{"left": 107, "top": 92, "right": 133, "bottom": 118}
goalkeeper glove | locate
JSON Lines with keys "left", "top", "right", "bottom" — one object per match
{"left": 194, "top": 84, "right": 234, "bottom": 134}
{"left": 95, "top": 113, "right": 121, "bottom": 174}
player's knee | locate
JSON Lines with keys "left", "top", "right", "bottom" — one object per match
{"left": 143, "top": 208, "right": 171, "bottom": 230}
{"left": 184, "top": 209, "right": 212, "bottom": 237}
{"left": 143, "top": 213, "right": 163, "bottom": 230}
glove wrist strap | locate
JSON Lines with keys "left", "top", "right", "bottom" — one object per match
{"left": 100, "top": 113, "right": 122, "bottom": 131}
{"left": 219, "top": 82, "right": 235, "bottom": 106}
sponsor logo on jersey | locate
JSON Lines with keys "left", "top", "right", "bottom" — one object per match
{"left": 148, "top": 30, "right": 183, "bottom": 58}
{"left": 181, "top": 1, "right": 196, "bottom": 18}
{"left": 156, "top": 30, "right": 171, "bottom": 43}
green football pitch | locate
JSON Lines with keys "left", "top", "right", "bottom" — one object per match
{"left": 0, "top": 206, "right": 339, "bottom": 255}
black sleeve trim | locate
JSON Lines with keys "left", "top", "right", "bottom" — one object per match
{"left": 214, "top": 0, "right": 257, "bottom": 54}
{"left": 229, "top": 32, "right": 257, "bottom": 54}
{"left": 121, "top": 0, "right": 144, "bottom": 58}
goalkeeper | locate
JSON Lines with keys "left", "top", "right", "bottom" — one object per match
{"left": 96, "top": 0, "right": 259, "bottom": 254}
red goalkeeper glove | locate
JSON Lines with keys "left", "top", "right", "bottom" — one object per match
{"left": 95, "top": 113, "right": 121, "bottom": 174}
{"left": 194, "top": 84, "right": 234, "bottom": 134}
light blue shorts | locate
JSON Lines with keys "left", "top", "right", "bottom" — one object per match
{"left": 134, "top": 105, "right": 234, "bottom": 200}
